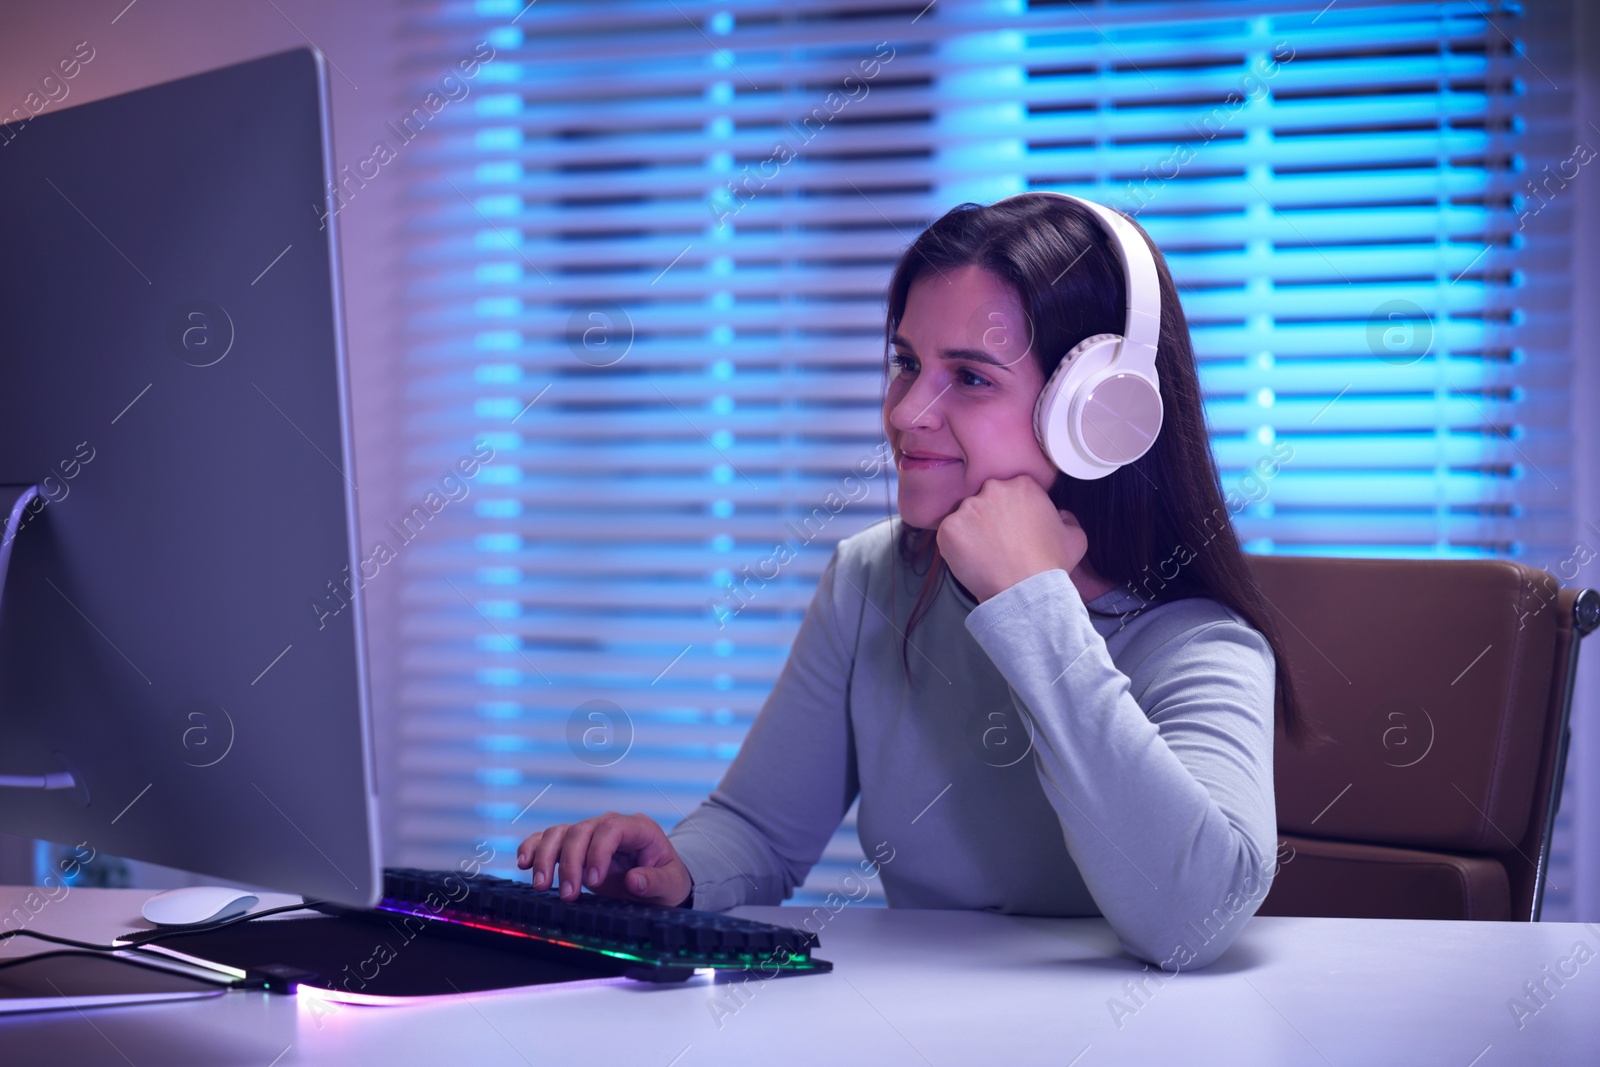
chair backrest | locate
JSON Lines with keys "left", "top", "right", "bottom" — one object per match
{"left": 1247, "top": 554, "right": 1597, "bottom": 920}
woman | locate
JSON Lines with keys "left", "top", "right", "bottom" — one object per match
{"left": 517, "top": 193, "right": 1314, "bottom": 971}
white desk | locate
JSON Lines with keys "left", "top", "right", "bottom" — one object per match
{"left": 1, "top": 886, "right": 1597, "bottom": 1066}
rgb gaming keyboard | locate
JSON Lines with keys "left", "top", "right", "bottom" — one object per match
{"left": 320, "top": 867, "right": 833, "bottom": 983}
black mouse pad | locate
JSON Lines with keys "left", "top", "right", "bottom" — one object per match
{"left": 150, "top": 914, "right": 622, "bottom": 998}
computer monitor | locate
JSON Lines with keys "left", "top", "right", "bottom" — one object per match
{"left": 0, "top": 48, "right": 381, "bottom": 909}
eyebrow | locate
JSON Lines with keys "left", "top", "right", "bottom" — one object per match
{"left": 888, "top": 334, "right": 1018, "bottom": 373}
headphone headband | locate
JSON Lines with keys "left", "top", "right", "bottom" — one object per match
{"left": 1002, "top": 191, "right": 1161, "bottom": 367}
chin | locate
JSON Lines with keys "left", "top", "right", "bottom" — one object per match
{"left": 896, "top": 497, "right": 953, "bottom": 532}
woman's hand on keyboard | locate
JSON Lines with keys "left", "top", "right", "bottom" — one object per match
{"left": 516, "top": 812, "right": 692, "bottom": 908}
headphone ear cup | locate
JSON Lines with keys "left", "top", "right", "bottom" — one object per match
{"left": 1034, "top": 333, "right": 1122, "bottom": 473}
{"left": 1076, "top": 371, "right": 1163, "bottom": 467}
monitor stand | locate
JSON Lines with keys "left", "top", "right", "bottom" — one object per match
{"left": 0, "top": 484, "right": 37, "bottom": 600}
{"left": 0, "top": 484, "right": 87, "bottom": 800}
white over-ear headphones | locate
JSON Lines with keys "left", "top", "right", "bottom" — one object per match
{"left": 999, "top": 191, "right": 1164, "bottom": 480}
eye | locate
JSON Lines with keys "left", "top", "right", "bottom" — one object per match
{"left": 957, "top": 367, "right": 991, "bottom": 388}
{"left": 887, "top": 351, "right": 916, "bottom": 376}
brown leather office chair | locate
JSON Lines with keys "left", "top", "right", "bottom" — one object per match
{"left": 1248, "top": 555, "right": 1598, "bottom": 921}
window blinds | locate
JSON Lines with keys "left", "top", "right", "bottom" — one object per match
{"left": 391, "top": 0, "right": 1576, "bottom": 910}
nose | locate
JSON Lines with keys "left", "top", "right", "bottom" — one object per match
{"left": 886, "top": 370, "right": 948, "bottom": 434}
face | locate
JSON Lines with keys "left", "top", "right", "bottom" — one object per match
{"left": 883, "top": 264, "right": 1060, "bottom": 530}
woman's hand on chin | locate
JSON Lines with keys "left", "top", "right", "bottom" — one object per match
{"left": 936, "top": 475, "right": 1095, "bottom": 603}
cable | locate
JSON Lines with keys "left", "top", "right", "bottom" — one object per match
{"left": 0, "top": 927, "right": 115, "bottom": 953}
{"left": 0, "top": 947, "right": 232, "bottom": 986}
{"left": 0, "top": 899, "right": 322, "bottom": 954}
{"left": 0, "top": 900, "right": 328, "bottom": 989}
{"left": 120, "top": 900, "right": 327, "bottom": 948}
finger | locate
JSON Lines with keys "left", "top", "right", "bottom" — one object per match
{"left": 609, "top": 815, "right": 679, "bottom": 880}
{"left": 516, "top": 831, "right": 542, "bottom": 869}
{"left": 625, "top": 864, "right": 689, "bottom": 907}
{"left": 990, "top": 474, "right": 1032, "bottom": 494}
{"left": 529, "top": 824, "right": 567, "bottom": 890}
{"left": 626, "top": 818, "right": 680, "bottom": 870}
{"left": 557, "top": 817, "right": 603, "bottom": 900}
{"left": 584, "top": 815, "right": 634, "bottom": 889}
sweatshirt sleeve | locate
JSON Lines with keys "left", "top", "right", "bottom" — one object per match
{"left": 667, "top": 545, "right": 862, "bottom": 911}
{"left": 963, "top": 568, "right": 1279, "bottom": 971}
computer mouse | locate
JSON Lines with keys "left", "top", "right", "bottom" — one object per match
{"left": 141, "top": 885, "right": 259, "bottom": 927}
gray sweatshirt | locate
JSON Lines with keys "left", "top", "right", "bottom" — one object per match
{"left": 669, "top": 515, "right": 1280, "bottom": 970}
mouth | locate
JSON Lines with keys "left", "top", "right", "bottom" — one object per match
{"left": 898, "top": 449, "right": 961, "bottom": 469}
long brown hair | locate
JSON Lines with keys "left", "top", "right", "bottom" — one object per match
{"left": 882, "top": 193, "right": 1319, "bottom": 749}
